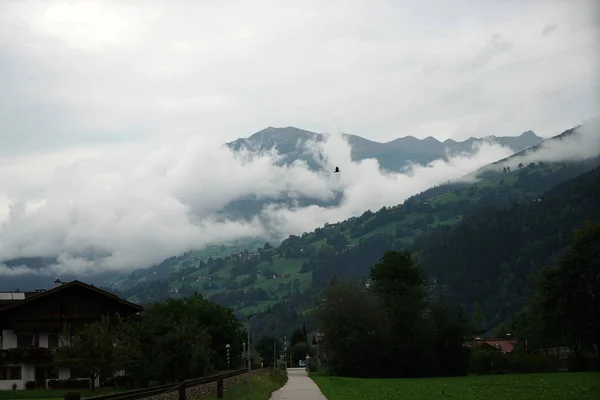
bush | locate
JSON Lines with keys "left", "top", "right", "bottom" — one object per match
{"left": 505, "top": 354, "right": 559, "bottom": 373}
{"left": 47, "top": 379, "right": 90, "bottom": 389}
{"left": 568, "top": 356, "right": 599, "bottom": 371}
{"left": 25, "top": 381, "right": 36, "bottom": 390}
{"left": 113, "top": 375, "right": 135, "bottom": 388}
{"left": 469, "top": 346, "right": 560, "bottom": 375}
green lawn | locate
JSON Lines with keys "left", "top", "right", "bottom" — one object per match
{"left": 0, "top": 387, "right": 122, "bottom": 400}
{"left": 311, "top": 372, "right": 600, "bottom": 400}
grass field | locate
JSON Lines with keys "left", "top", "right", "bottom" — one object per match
{"left": 311, "top": 372, "right": 600, "bottom": 400}
{"left": 0, "top": 387, "right": 122, "bottom": 400}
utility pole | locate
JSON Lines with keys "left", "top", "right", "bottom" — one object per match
{"left": 247, "top": 312, "right": 258, "bottom": 389}
{"left": 273, "top": 338, "right": 276, "bottom": 369}
{"left": 242, "top": 341, "right": 246, "bottom": 367}
{"left": 283, "top": 336, "right": 287, "bottom": 368}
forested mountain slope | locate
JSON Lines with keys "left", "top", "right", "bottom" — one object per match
{"left": 248, "top": 163, "right": 600, "bottom": 338}
{"left": 413, "top": 164, "right": 600, "bottom": 328}
{"left": 111, "top": 156, "right": 599, "bottom": 317}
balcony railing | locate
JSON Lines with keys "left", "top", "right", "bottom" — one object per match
{"left": 0, "top": 347, "right": 55, "bottom": 363}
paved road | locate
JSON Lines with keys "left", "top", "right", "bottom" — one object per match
{"left": 269, "top": 368, "right": 328, "bottom": 400}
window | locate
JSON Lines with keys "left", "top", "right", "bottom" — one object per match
{"left": 47, "top": 367, "right": 58, "bottom": 380}
{"left": 58, "top": 302, "right": 70, "bottom": 316}
{"left": 70, "top": 367, "right": 86, "bottom": 379}
{"left": 17, "top": 334, "right": 37, "bottom": 348}
{"left": 74, "top": 302, "right": 86, "bottom": 315}
{"left": 0, "top": 366, "right": 22, "bottom": 380}
{"left": 48, "top": 335, "right": 59, "bottom": 349}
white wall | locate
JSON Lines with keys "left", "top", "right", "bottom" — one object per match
{"left": 0, "top": 364, "right": 33, "bottom": 391}
{"left": 38, "top": 334, "right": 49, "bottom": 348}
{"left": 1, "top": 330, "right": 17, "bottom": 349}
{"left": 0, "top": 331, "right": 76, "bottom": 390}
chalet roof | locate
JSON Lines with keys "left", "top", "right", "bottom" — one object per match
{"left": 0, "top": 292, "right": 38, "bottom": 310}
{"left": 475, "top": 338, "right": 518, "bottom": 353}
{"left": 0, "top": 280, "right": 143, "bottom": 314}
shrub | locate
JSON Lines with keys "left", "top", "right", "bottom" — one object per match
{"left": 25, "top": 381, "right": 36, "bottom": 390}
{"left": 505, "top": 354, "right": 559, "bottom": 373}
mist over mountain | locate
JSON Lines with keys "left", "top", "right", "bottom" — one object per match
{"left": 227, "top": 127, "right": 542, "bottom": 172}
{"left": 1, "top": 119, "right": 598, "bottom": 290}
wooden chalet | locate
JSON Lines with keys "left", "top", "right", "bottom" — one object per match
{"left": 0, "top": 279, "right": 142, "bottom": 390}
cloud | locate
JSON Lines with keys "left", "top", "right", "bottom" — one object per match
{"left": 0, "top": 127, "right": 515, "bottom": 279}
{"left": 0, "top": 0, "right": 599, "bottom": 281}
{"left": 495, "top": 117, "right": 600, "bottom": 168}
{"left": 0, "top": 119, "right": 598, "bottom": 280}
{"left": 0, "top": 0, "right": 598, "bottom": 155}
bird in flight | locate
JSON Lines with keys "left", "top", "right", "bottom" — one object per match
{"left": 334, "top": 166, "right": 340, "bottom": 173}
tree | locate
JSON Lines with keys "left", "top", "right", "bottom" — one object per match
{"left": 54, "top": 315, "right": 122, "bottom": 391}
{"left": 255, "top": 337, "right": 280, "bottom": 368}
{"left": 290, "top": 328, "right": 305, "bottom": 348}
{"left": 121, "top": 293, "right": 245, "bottom": 384}
{"left": 531, "top": 221, "right": 600, "bottom": 365}
{"left": 314, "top": 280, "right": 390, "bottom": 377}
{"left": 369, "top": 250, "right": 430, "bottom": 376}
{"left": 429, "top": 299, "right": 471, "bottom": 376}
{"left": 472, "top": 302, "right": 484, "bottom": 334}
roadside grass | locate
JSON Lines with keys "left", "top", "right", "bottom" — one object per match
{"left": 195, "top": 369, "right": 287, "bottom": 400}
{"left": 310, "top": 372, "right": 600, "bottom": 400}
{"left": 0, "top": 387, "right": 122, "bottom": 400}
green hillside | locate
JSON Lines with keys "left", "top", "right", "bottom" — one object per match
{"left": 112, "top": 155, "right": 598, "bottom": 319}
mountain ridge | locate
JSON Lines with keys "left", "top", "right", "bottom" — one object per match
{"left": 102, "top": 125, "right": 599, "bottom": 318}
{"left": 227, "top": 126, "right": 543, "bottom": 172}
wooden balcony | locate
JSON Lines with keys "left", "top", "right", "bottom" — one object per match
{"left": 0, "top": 347, "right": 55, "bottom": 363}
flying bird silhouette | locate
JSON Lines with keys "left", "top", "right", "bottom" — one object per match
{"left": 334, "top": 166, "right": 340, "bottom": 173}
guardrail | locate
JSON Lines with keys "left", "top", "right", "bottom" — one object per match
{"left": 85, "top": 369, "right": 248, "bottom": 400}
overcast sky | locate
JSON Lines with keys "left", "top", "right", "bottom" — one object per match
{"left": 0, "top": 0, "right": 599, "bottom": 278}
{"left": 1, "top": 0, "right": 599, "bottom": 154}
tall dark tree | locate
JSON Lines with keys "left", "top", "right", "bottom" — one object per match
{"left": 530, "top": 221, "right": 600, "bottom": 366}
{"left": 255, "top": 336, "right": 281, "bottom": 368}
{"left": 314, "top": 280, "right": 391, "bottom": 377}
{"left": 428, "top": 299, "right": 471, "bottom": 376}
{"left": 369, "top": 250, "right": 431, "bottom": 376}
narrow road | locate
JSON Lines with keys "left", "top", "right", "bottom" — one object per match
{"left": 269, "top": 368, "right": 328, "bottom": 400}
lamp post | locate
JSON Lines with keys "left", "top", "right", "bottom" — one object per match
{"left": 283, "top": 336, "right": 287, "bottom": 368}
{"left": 273, "top": 338, "right": 276, "bottom": 369}
{"left": 305, "top": 355, "right": 310, "bottom": 372}
{"left": 242, "top": 341, "right": 246, "bottom": 366}
{"left": 247, "top": 312, "right": 259, "bottom": 388}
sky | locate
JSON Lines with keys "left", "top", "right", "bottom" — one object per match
{"left": 0, "top": 0, "right": 599, "bottom": 280}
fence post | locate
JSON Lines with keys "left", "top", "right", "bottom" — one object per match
{"left": 178, "top": 381, "right": 187, "bottom": 400}
{"left": 216, "top": 378, "right": 224, "bottom": 399}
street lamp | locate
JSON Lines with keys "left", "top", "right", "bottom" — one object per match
{"left": 242, "top": 341, "right": 246, "bottom": 367}
{"left": 247, "top": 312, "right": 259, "bottom": 388}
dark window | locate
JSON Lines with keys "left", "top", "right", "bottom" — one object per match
{"left": 70, "top": 367, "right": 86, "bottom": 379}
{"left": 17, "top": 334, "right": 37, "bottom": 347}
{"left": 47, "top": 367, "right": 58, "bottom": 379}
{"left": 0, "top": 366, "right": 22, "bottom": 380}
{"left": 74, "top": 302, "right": 86, "bottom": 315}
{"left": 48, "top": 335, "right": 59, "bottom": 349}
{"left": 58, "top": 302, "right": 71, "bottom": 315}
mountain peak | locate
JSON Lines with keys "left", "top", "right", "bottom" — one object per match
{"left": 520, "top": 130, "right": 538, "bottom": 138}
